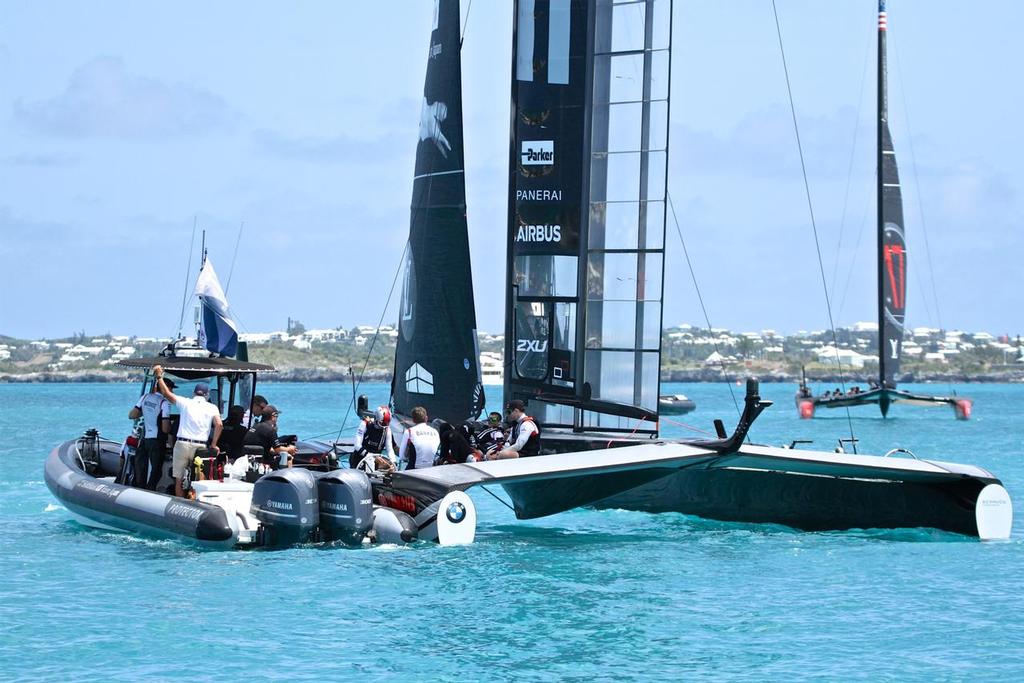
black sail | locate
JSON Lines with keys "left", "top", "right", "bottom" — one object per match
{"left": 877, "top": 0, "right": 906, "bottom": 390}
{"left": 392, "top": 0, "right": 484, "bottom": 423}
{"left": 505, "top": 0, "right": 671, "bottom": 432}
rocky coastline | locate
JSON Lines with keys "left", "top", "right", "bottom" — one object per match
{"left": 4, "top": 367, "right": 1020, "bottom": 384}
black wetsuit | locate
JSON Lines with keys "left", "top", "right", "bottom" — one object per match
{"left": 437, "top": 427, "right": 476, "bottom": 465}
{"left": 218, "top": 421, "right": 248, "bottom": 463}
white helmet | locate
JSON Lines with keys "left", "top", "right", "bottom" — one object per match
{"left": 374, "top": 406, "right": 391, "bottom": 426}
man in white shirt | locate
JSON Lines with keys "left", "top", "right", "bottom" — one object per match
{"left": 489, "top": 400, "right": 540, "bottom": 460}
{"left": 398, "top": 406, "right": 440, "bottom": 470}
{"left": 128, "top": 378, "right": 175, "bottom": 489}
{"left": 153, "top": 365, "right": 223, "bottom": 498}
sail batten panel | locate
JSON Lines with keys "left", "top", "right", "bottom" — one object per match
{"left": 506, "top": 0, "right": 670, "bottom": 428}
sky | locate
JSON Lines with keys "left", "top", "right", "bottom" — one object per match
{"left": 0, "top": 1, "right": 1021, "bottom": 340}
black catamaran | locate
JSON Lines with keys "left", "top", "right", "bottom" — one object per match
{"left": 492, "top": 0, "right": 1009, "bottom": 539}
{"left": 796, "top": 1, "right": 972, "bottom": 420}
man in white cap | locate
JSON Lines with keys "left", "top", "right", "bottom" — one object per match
{"left": 152, "top": 365, "right": 223, "bottom": 498}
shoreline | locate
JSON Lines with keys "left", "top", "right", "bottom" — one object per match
{"left": 3, "top": 368, "right": 1021, "bottom": 384}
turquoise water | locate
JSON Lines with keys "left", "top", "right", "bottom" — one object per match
{"left": 2, "top": 381, "right": 1023, "bottom": 680}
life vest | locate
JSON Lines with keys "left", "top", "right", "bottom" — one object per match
{"left": 361, "top": 419, "right": 389, "bottom": 454}
{"left": 510, "top": 415, "right": 541, "bottom": 457}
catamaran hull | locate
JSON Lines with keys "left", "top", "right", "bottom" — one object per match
{"left": 595, "top": 468, "right": 989, "bottom": 536}
{"left": 532, "top": 434, "right": 1011, "bottom": 539}
{"left": 795, "top": 388, "right": 972, "bottom": 420}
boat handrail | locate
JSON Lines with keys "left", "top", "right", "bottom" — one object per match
{"left": 74, "top": 441, "right": 86, "bottom": 471}
{"left": 883, "top": 447, "right": 919, "bottom": 460}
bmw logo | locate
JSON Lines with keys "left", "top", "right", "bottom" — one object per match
{"left": 446, "top": 501, "right": 467, "bottom": 523}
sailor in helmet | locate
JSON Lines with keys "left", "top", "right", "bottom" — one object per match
{"left": 351, "top": 405, "right": 398, "bottom": 472}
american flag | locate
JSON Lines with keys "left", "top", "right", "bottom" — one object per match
{"left": 879, "top": 1, "right": 888, "bottom": 31}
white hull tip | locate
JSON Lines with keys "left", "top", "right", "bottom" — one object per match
{"left": 976, "top": 484, "right": 1013, "bottom": 540}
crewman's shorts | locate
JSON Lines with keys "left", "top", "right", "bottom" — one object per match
{"left": 172, "top": 441, "right": 203, "bottom": 479}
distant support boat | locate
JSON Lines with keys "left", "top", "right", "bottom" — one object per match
{"left": 796, "top": 1, "right": 971, "bottom": 421}
{"left": 658, "top": 394, "right": 696, "bottom": 415}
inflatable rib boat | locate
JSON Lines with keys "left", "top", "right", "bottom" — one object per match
{"left": 45, "top": 429, "right": 476, "bottom": 548}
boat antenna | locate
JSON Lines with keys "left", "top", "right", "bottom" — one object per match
{"left": 771, "top": 0, "right": 856, "bottom": 447}
{"left": 460, "top": 0, "right": 473, "bottom": 48}
{"left": 334, "top": 241, "right": 409, "bottom": 444}
{"left": 175, "top": 216, "right": 199, "bottom": 339}
{"left": 667, "top": 192, "right": 741, "bottom": 418}
{"left": 225, "top": 221, "right": 244, "bottom": 295}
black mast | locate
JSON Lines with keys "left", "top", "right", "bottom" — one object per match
{"left": 877, "top": 0, "right": 907, "bottom": 413}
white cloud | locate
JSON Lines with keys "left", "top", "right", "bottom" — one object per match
{"left": 14, "top": 55, "right": 240, "bottom": 139}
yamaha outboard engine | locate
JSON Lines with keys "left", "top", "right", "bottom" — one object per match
{"left": 316, "top": 469, "right": 373, "bottom": 545}
{"left": 250, "top": 468, "right": 319, "bottom": 547}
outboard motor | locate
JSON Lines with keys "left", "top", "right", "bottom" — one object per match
{"left": 316, "top": 469, "right": 373, "bottom": 545}
{"left": 77, "top": 429, "right": 102, "bottom": 475}
{"left": 250, "top": 468, "right": 320, "bottom": 547}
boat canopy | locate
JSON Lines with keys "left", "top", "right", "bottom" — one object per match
{"left": 117, "top": 356, "right": 275, "bottom": 380}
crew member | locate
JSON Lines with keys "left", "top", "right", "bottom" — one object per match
{"left": 152, "top": 366, "right": 222, "bottom": 498}
{"left": 351, "top": 406, "right": 397, "bottom": 469}
{"left": 436, "top": 420, "right": 479, "bottom": 465}
{"left": 472, "top": 412, "right": 505, "bottom": 457}
{"left": 489, "top": 399, "right": 540, "bottom": 460}
{"left": 218, "top": 405, "right": 249, "bottom": 463}
{"left": 243, "top": 394, "right": 268, "bottom": 427}
{"left": 399, "top": 406, "right": 440, "bottom": 470}
{"left": 128, "top": 376, "right": 175, "bottom": 489}
{"left": 244, "top": 405, "right": 296, "bottom": 467}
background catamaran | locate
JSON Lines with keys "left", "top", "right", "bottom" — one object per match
{"left": 796, "top": 1, "right": 972, "bottom": 420}
{"left": 492, "top": 0, "right": 1009, "bottom": 539}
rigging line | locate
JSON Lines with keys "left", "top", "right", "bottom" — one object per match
{"left": 334, "top": 241, "right": 409, "bottom": 444}
{"left": 891, "top": 37, "right": 954, "bottom": 396}
{"left": 460, "top": 0, "right": 473, "bottom": 48}
{"left": 771, "top": 0, "right": 856, "bottom": 445}
{"left": 666, "top": 192, "right": 741, "bottom": 419}
{"left": 175, "top": 217, "right": 199, "bottom": 339}
{"left": 830, "top": 23, "right": 874, "bottom": 300}
{"left": 480, "top": 485, "right": 516, "bottom": 513}
{"left": 835, "top": 190, "right": 871, "bottom": 321}
{"left": 225, "top": 221, "right": 244, "bottom": 295}
{"left": 657, "top": 415, "right": 714, "bottom": 436}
